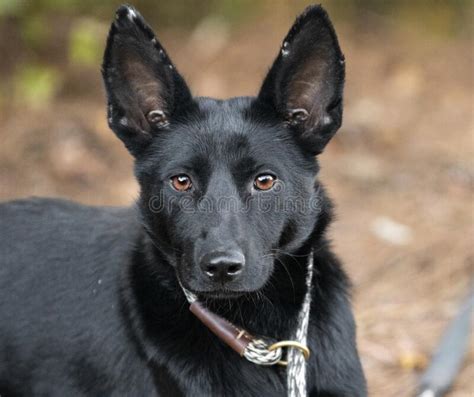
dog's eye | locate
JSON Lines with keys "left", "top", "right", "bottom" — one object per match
{"left": 171, "top": 174, "right": 192, "bottom": 192}
{"left": 254, "top": 174, "right": 276, "bottom": 191}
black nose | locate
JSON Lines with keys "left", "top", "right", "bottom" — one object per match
{"left": 200, "top": 250, "right": 245, "bottom": 282}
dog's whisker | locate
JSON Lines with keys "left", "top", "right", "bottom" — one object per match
{"left": 273, "top": 256, "right": 297, "bottom": 303}
{"left": 140, "top": 222, "right": 183, "bottom": 254}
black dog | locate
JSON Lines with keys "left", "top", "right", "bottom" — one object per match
{"left": 0, "top": 4, "right": 366, "bottom": 396}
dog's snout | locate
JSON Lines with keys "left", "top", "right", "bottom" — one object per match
{"left": 200, "top": 250, "right": 245, "bottom": 282}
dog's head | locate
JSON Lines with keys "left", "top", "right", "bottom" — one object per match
{"left": 102, "top": 5, "right": 344, "bottom": 298}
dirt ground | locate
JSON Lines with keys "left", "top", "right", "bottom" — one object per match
{"left": 0, "top": 9, "right": 472, "bottom": 397}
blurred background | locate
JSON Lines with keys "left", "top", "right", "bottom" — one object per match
{"left": 0, "top": 0, "right": 472, "bottom": 395}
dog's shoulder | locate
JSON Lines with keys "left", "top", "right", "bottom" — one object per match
{"left": 0, "top": 198, "right": 155, "bottom": 396}
{"left": 0, "top": 194, "right": 139, "bottom": 287}
{"left": 0, "top": 197, "right": 139, "bottom": 300}
{"left": 1, "top": 196, "right": 133, "bottom": 222}
{"left": 1, "top": 197, "right": 137, "bottom": 242}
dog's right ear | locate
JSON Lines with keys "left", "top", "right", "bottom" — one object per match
{"left": 102, "top": 5, "right": 193, "bottom": 156}
{"left": 257, "top": 5, "right": 345, "bottom": 155}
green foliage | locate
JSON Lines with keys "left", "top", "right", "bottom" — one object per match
{"left": 14, "top": 64, "right": 62, "bottom": 107}
{"left": 69, "top": 18, "right": 106, "bottom": 66}
{"left": 21, "top": 14, "right": 50, "bottom": 49}
{"left": 0, "top": 0, "right": 26, "bottom": 17}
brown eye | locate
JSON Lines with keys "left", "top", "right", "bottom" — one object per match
{"left": 254, "top": 174, "right": 276, "bottom": 191}
{"left": 171, "top": 174, "right": 192, "bottom": 192}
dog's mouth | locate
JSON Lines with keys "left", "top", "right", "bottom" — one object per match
{"left": 183, "top": 282, "right": 249, "bottom": 299}
{"left": 193, "top": 289, "right": 246, "bottom": 300}
{"left": 176, "top": 271, "right": 248, "bottom": 300}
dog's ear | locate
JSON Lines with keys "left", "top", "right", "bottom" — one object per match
{"left": 257, "top": 5, "right": 345, "bottom": 155}
{"left": 102, "top": 5, "right": 193, "bottom": 156}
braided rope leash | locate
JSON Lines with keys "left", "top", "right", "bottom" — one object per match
{"left": 179, "top": 252, "right": 314, "bottom": 396}
{"left": 286, "top": 253, "right": 314, "bottom": 397}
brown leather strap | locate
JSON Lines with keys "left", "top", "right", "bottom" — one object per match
{"left": 189, "top": 301, "right": 254, "bottom": 356}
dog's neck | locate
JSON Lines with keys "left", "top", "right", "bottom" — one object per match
{"left": 122, "top": 230, "right": 316, "bottom": 350}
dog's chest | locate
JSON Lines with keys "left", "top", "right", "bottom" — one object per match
{"left": 152, "top": 347, "right": 288, "bottom": 397}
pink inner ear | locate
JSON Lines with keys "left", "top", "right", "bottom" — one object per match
{"left": 108, "top": 45, "right": 172, "bottom": 133}
{"left": 287, "top": 57, "right": 332, "bottom": 129}
{"left": 124, "top": 59, "right": 167, "bottom": 113}
{"left": 258, "top": 5, "right": 343, "bottom": 136}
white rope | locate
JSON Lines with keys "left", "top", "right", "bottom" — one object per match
{"left": 243, "top": 338, "right": 283, "bottom": 366}
{"left": 286, "top": 252, "right": 314, "bottom": 397}
{"left": 179, "top": 281, "right": 198, "bottom": 303}
{"left": 179, "top": 251, "right": 314, "bottom": 396}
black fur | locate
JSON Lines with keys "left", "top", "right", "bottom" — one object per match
{"left": 0, "top": 4, "right": 366, "bottom": 396}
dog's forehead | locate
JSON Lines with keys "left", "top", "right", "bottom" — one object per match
{"left": 195, "top": 96, "right": 254, "bottom": 135}
{"left": 163, "top": 97, "right": 281, "bottom": 157}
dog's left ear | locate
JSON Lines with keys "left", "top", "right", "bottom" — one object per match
{"left": 257, "top": 5, "right": 345, "bottom": 155}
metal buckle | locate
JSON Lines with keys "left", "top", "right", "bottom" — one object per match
{"left": 268, "top": 340, "right": 311, "bottom": 367}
